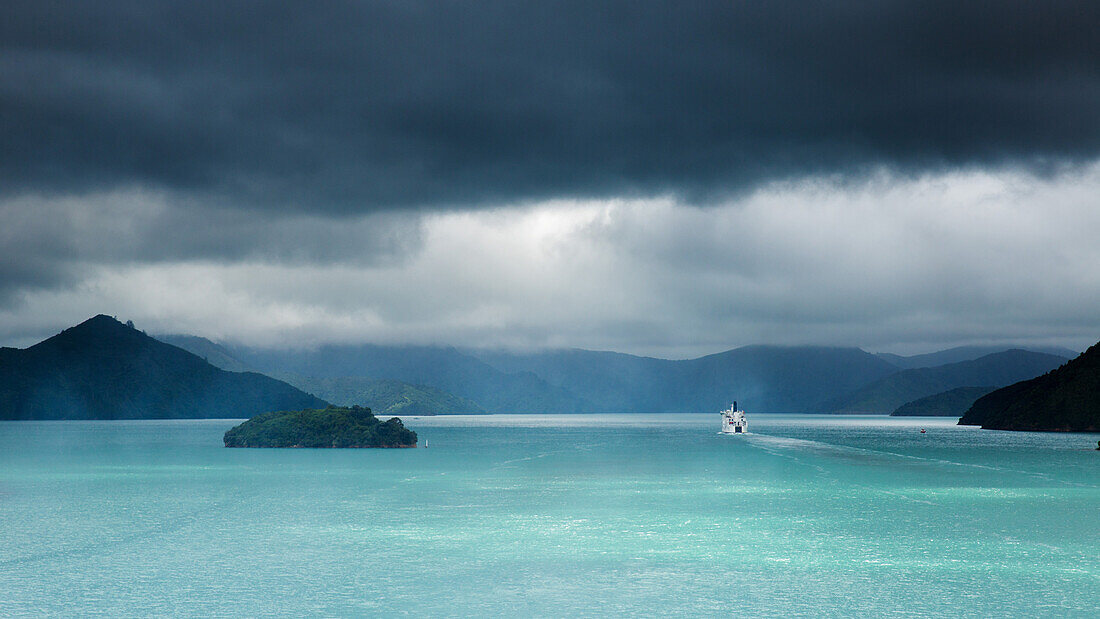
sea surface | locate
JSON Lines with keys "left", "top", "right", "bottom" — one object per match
{"left": 0, "top": 414, "right": 1097, "bottom": 617}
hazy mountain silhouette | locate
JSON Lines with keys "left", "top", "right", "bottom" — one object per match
{"left": 889, "top": 386, "right": 997, "bottom": 417}
{"left": 150, "top": 333, "right": 1078, "bottom": 415}
{"left": 268, "top": 376, "right": 485, "bottom": 416}
{"left": 0, "top": 316, "right": 326, "bottom": 420}
{"left": 875, "top": 345, "right": 1077, "bottom": 369}
{"left": 158, "top": 334, "right": 494, "bottom": 414}
{"left": 210, "top": 342, "right": 588, "bottom": 414}
{"left": 825, "top": 350, "right": 1069, "bottom": 413}
{"left": 473, "top": 345, "right": 899, "bottom": 412}
{"left": 157, "top": 334, "right": 253, "bottom": 373}
{"left": 163, "top": 340, "right": 897, "bottom": 413}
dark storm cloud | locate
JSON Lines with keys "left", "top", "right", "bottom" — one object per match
{"left": 0, "top": 190, "right": 423, "bottom": 302}
{"left": 3, "top": 1, "right": 1099, "bottom": 213}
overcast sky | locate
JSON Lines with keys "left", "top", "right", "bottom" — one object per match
{"left": 3, "top": 1, "right": 1100, "bottom": 357}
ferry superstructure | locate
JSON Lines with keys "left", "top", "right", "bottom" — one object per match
{"left": 720, "top": 401, "right": 747, "bottom": 434}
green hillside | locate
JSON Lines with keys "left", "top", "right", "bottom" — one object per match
{"left": 890, "top": 386, "right": 996, "bottom": 417}
{"left": 0, "top": 316, "right": 327, "bottom": 420}
{"left": 274, "top": 375, "right": 484, "bottom": 415}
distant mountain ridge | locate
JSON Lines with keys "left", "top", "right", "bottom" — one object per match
{"left": 157, "top": 334, "right": 252, "bottom": 373}
{"left": 960, "top": 343, "right": 1099, "bottom": 432}
{"left": 268, "top": 376, "right": 485, "bottom": 416}
{"left": 0, "top": 316, "right": 326, "bottom": 420}
{"left": 226, "top": 342, "right": 589, "bottom": 414}
{"left": 158, "top": 335, "right": 491, "bottom": 415}
{"left": 890, "top": 386, "right": 997, "bottom": 417}
{"left": 153, "top": 333, "right": 1076, "bottom": 415}
{"left": 473, "top": 345, "right": 899, "bottom": 412}
{"left": 875, "top": 345, "right": 1078, "bottom": 369}
{"left": 825, "top": 350, "right": 1069, "bottom": 413}
{"left": 183, "top": 341, "right": 900, "bottom": 413}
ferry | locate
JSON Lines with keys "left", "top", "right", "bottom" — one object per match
{"left": 720, "top": 401, "right": 747, "bottom": 434}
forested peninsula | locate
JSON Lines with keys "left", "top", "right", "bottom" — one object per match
{"left": 959, "top": 343, "right": 1100, "bottom": 432}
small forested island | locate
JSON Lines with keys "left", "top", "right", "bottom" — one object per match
{"left": 224, "top": 405, "right": 417, "bottom": 448}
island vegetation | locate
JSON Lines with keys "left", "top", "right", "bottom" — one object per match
{"left": 223, "top": 405, "right": 418, "bottom": 448}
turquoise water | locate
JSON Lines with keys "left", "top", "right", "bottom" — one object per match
{"left": 1, "top": 414, "right": 1097, "bottom": 617}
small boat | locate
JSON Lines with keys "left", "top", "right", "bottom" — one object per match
{"left": 720, "top": 401, "right": 747, "bottom": 434}
{"left": 920, "top": 429, "right": 926, "bottom": 434}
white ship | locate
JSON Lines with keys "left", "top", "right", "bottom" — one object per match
{"left": 720, "top": 401, "right": 747, "bottom": 434}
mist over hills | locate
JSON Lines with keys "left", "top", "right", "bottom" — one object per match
{"left": 234, "top": 343, "right": 589, "bottom": 414}
{"left": 160, "top": 333, "right": 1075, "bottom": 414}
{"left": 264, "top": 376, "right": 484, "bottom": 416}
{"left": 874, "top": 345, "right": 1078, "bottom": 370}
{"left": 890, "top": 386, "right": 998, "bottom": 417}
{"left": 158, "top": 335, "right": 488, "bottom": 415}
{"left": 2, "top": 316, "right": 1076, "bottom": 418}
{"left": 159, "top": 336, "right": 586, "bottom": 414}
{"left": 0, "top": 316, "right": 325, "bottom": 420}
{"left": 169, "top": 339, "right": 904, "bottom": 412}
{"left": 825, "top": 350, "right": 1070, "bottom": 413}
{"left": 472, "top": 346, "right": 899, "bottom": 412}
{"left": 157, "top": 334, "right": 253, "bottom": 373}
